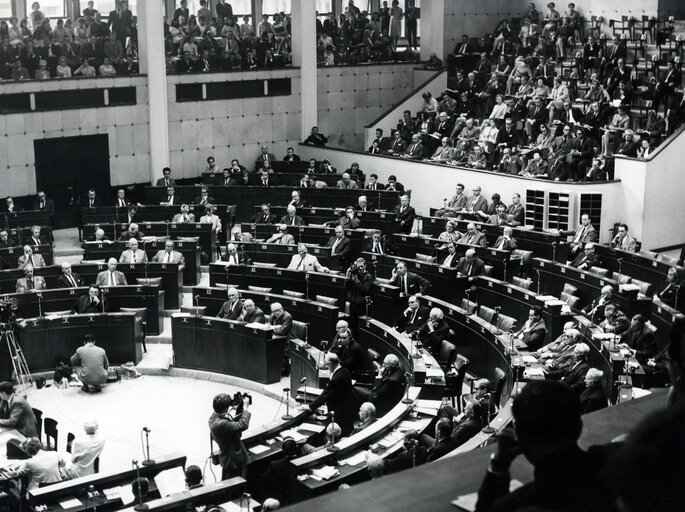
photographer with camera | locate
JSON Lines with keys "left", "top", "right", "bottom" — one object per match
{"left": 345, "top": 257, "right": 374, "bottom": 335}
{"left": 208, "top": 392, "right": 252, "bottom": 479}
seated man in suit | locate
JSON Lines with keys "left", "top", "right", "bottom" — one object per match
{"left": 599, "top": 303, "right": 630, "bottom": 335}
{"left": 57, "top": 262, "right": 83, "bottom": 288}
{"left": 369, "top": 354, "right": 406, "bottom": 415}
{"left": 0, "top": 229, "right": 16, "bottom": 249}
{"left": 161, "top": 185, "right": 179, "bottom": 206}
{"left": 113, "top": 188, "right": 131, "bottom": 208}
{"left": 330, "top": 327, "right": 371, "bottom": 375}
{"left": 493, "top": 226, "right": 518, "bottom": 251}
{"left": 365, "top": 174, "right": 385, "bottom": 191}
{"left": 172, "top": 204, "right": 196, "bottom": 223}
{"left": 610, "top": 223, "right": 637, "bottom": 252}
{"left": 452, "top": 400, "right": 486, "bottom": 447}
{"left": 96, "top": 258, "right": 128, "bottom": 287}
{"left": 237, "top": 299, "right": 266, "bottom": 324}
{"left": 71, "top": 285, "right": 105, "bottom": 314}
{"left": 216, "top": 287, "right": 243, "bottom": 320}
{"left": 458, "top": 223, "right": 488, "bottom": 247}
{"left": 412, "top": 307, "right": 451, "bottom": 355}
{"left": 0, "top": 381, "right": 38, "bottom": 439}
{"left": 17, "top": 245, "right": 46, "bottom": 269}
{"left": 544, "top": 342, "right": 590, "bottom": 395}
{"left": 229, "top": 226, "right": 253, "bottom": 243}
{"left": 440, "top": 241, "right": 460, "bottom": 268}
{"left": 266, "top": 224, "right": 296, "bottom": 245}
{"left": 193, "top": 187, "right": 215, "bottom": 207}
{"left": 386, "top": 175, "right": 405, "bottom": 194}
{"left": 426, "top": 418, "right": 458, "bottom": 462}
{"left": 390, "top": 262, "right": 431, "bottom": 298}
{"left": 363, "top": 230, "right": 396, "bottom": 255}
{"left": 352, "top": 402, "right": 377, "bottom": 435}
{"left": 579, "top": 368, "right": 608, "bottom": 414}
{"left": 257, "top": 169, "right": 277, "bottom": 187}
{"left": 402, "top": 134, "right": 425, "bottom": 159}
{"left": 280, "top": 205, "right": 304, "bottom": 227}
{"left": 24, "top": 226, "right": 47, "bottom": 247}
{"left": 287, "top": 191, "right": 307, "bottom": 209}
{"left": 87, "top": 229, "right": 110, "bottom": 243}
{"left": 561, "top": 213, "right": 597, "bottom": 259}
{"left": 514, "top": 306, "right": 548, "bottom": 351}
{"left": 267, "top": 302, "right": 294, "bottom": 340}
{"left": 395, "top": 295, "right": 430, "bottom": 334}
{"left": 222, "top": 243, "right": 247, "bottom": 266}
{"left": 119, "top": 238, "right": 148, "bottom": 264}
{"left": 571, "top": 242, "right": 600, "bottom": 271}
{"left": 151, "top": 240, "right": 185, "bottom": 269}
{"left": 327, "top": 225, "right": 352, "bottom": 270}
{"left": 118, "top": 223, "right": 145, "bottom": 241}
{"left": 257, "top": 145, "right": 276, "bottom": 164}
{"left": 582, "top": 284, "right": 615, "bottom": 324}
{"left": 392, "top": 195, "right": 416, "bottom": 234}
{"left": 456, "top": 249, "right": 485, "bottom": 282}
{"left": 155, "top": 167, "right": 176, "bottom": 187}
{"left": 32, "top": 191, "right": 55, "bottom": 221}
{"left": 83, "top": 189, "right": 102, "bottom": 208}
{"left": 15, "top": 266, "right": 46, "bottom": 292}
{"left": 252, "top": 204, "right": 277, "bottom": 224}
{"left": 336, "top": 172, "right": 358, "bottom": 190}
{"left": 287, "top": 244, "right": 329, "bottom": 272}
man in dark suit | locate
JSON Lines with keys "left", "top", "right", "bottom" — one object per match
{"left": 83, "top": 189, "right": 102, "bottom": 208}
{"left": 579, "top": 368, "right": 608, "bottom": 414}
{"left": 392, "top": 195, "right": 416, "bottom": 234}
{"left": 452, "top": 400, "right": 485, "bottom": 447}
{"left": 572, "top": 242, "right": 600, "bottom": 271}
{"left": 216, "top": 287, "right": 243, "bottom": 321}
{"left": 330, "top": 327, "right": 370, "bottom": 375}
{"left": 32, "top": 191, "right": 55, "bottom": 225}
{"left": 0, "top": 381, "right": 38, "bottom": 438}
{"left": 237, "top": 299, "right": 266, "bottom": 324}
{"left": 326, "top": 225, "right": 352, "bottom": 270}
{"left": 107, "top": 0, "right": 133, "bottom": 45}
{"left": 544, "top": 343, "right": 590, "bottom": 395}
{"left": 268, "top": 302, "right": 294, "bottom": 340}
{"left": 155, "top": 168, "right": 176, "bottom": 188}
{"left": 257, "top": 169, "right": 277, "bottom": 187}
{"left": 256, "top": 145, "right": 276, "bottom": 165}
{"left": 279, "top": 205, "right": 304, "bottom": 227}
{"left": 208, "top": 393, "right": 251, "bottom": 479}
{"left": 384, "top": 131, "right": 407, "bottom": 156}
{"left": 23, "top": 225, "right": 47, "bottom": 247}
{"left": 390, "top": 262, "right": 431, "bottom": 298}
{"left": 620, "top": 314, "right": 657, "bottom": 365}
{"left": 193, "top": 187, "right": 216, "bottom": 207}
{"left": 386, "top": 176, "right": 405, "bottom": 194}
{"left": 113, "top": 189, "right": 132, "bottom": 208}
{"left": 0, "top": 230, "right": 16, "bottom": 249}
{"left": 365, "top": 174, "right": 385, "bottom": 191}
{"left": 514, "top": 306, "right": 548, "bottom": 351}
{"left": 222, "top": 243, "right": 248, "bottom": 266}
{"left": 252, "top": 204, "right": 277, "bottom": 224}
{"left": 306, "top": 353, "right": 358, "bottom": 436}
{"left": 282, "top": 147, "right": 301, "bottom": 162}
{"left": 426, "top": 419, "right": 458, "bottom": 462}
{"left": 395, "top": 295, "right": 430, "bottom": 334}
{"left": 368, "top": 354, "right": 406, "bottom": 415}
{"left": 456, "top": 249, "right": 486, "bottom": 282}
{"left": 57, "top": 262, "right": 83, "bottom": 288}
{"left": 413, "top": 307, "right": 451, "bottom": 355}
{"left": 71, "top": 285, "right": 105, "bottom": 314}
{"left": 493, "top": 227, "right": 518, "bottom": 251}
{"left": 363, "top": 230, "right": 396, "bottom": 255}
{"left": 440, "top": 242, "right": 460, "bottom": 268}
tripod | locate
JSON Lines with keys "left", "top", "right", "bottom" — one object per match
{"left": 2, "top": 326, "right": 32, "bottom": 396}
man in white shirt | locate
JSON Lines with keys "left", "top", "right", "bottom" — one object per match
{"left": 96, "top": 258, "right": 128, "bottom": 287}
{"left": 67, "top": 420, "right": 105, "bottom": 478}
{"left": 119, "top": 238, "right": 148, "bottom": 264}
{"left": 287, "top": 244, "right": 329, "bottom": 272}
{"left": 152, "top": 240, "right": 185, "bottom": 269}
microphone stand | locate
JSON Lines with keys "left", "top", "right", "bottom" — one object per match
{"left": 402, "top": 372, "right": 413, "bottom": 404}
{"left": 535, "top": 269, "right": 541, "bottom": 294}
{"left": 37, "top": 292, "right": 43, "bottom": 317}
{"left": 617, "top": 258, "right": 623, "bottom": 282}
{"left": 132, "top": 460, "right": 148, "bottom": 511}
{"left": 552, "top": 241, "right": 558, "bottom": 262}
{"left": 507, "top": 324, "right": 518, "bottom": 356}
{"left": 301, "top": 377, "right": 308, "bottom": 405}
{"left": 239, "top": 493, "right": 252, "bottom": 512}
{"left": 282, "top": 387, "right": 293, "bottom": 420}
{"left": 224, "top": 264, "right": 230, "bottom": 287}
{"left": 141, "top": 428, "right": 155, "bottom": 466}
{"left": 675, "top": 284, "right": 681, "bottom": 312}
{"left": 305, "top": 272, "right": 310, "bottom": 303}
{"left": 503, "top": 259, "right": 508, "bottom": 282}
{"left": 326, "top": 412, "right": 339, "bottom": 452}
{"left": 87, "top": 484, "right": 97, "bottom": 512}
{"left": 303, "top": 323, "right": 310, "bottom": 349}
{"left": 100, "top": 290, "right": 105, "bottom": 313}
{"left": 165, "top": 220, "right": 170, "bottom": 239}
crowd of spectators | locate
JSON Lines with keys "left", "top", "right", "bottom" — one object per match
{"left": 0, "top": 1, "right": 138, "bottom": 80}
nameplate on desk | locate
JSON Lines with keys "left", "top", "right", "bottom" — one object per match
{"left": 195, "top": 225, "right": 201, "bottom": 229}
{"left": 229, "top": 323, "right": 235, "bottom": 329}
{"left": 276, "top": 269, "right": 283, "bottom": 275}
{"left": 171, "top": 223, "right": 178, "bottom": 228}
{"left": 88, "top": 316, "right": 96, "bottom": 322}
{"left": 311, "top": 209, "right": 317, "bottom": 214}
{"left": 580, "top": 273, "right": 585, "bottom": 280}
{"left": 415, "top": 262, "right": 422, "bottom": 268}
{"left": 206, "top": 289, "right": 213, "bottom": 295}
{"left": 652, "top": 260, "right": 657, "bottom": 267}
{"left": 487, "top": 281, "right": 494, "bottom": 288}
{"left": 204, "top": 319, "right": 213, "bottom": 326}
{"left": 560, "top": 267, "right": 566, "bottom": 274}
{"left": 449, "top": 309, "right": 455, "bottom": 316}
{"left": 181, "top": 317, "right": 189, "bottom": 323}
{"left": 250, "top": 268, "right": 256, "bottom": 273}
{"left": 489, "top": 250, "right": 496, "bottom": 256}
{"left": 506, "top": 287, "right": 512, "bottom": 294}
{"left": 330, "top": 277, "right": 339, "bottom": 283}
{"left": 539, "top": 261, "right": 546, "bottom": 267}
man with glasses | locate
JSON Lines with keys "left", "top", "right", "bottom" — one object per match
{"left": 217, "top": 287, "right": 243, "bottom": 321}
{"left": 459, "top": 223, "right": 488, "bottom": 247}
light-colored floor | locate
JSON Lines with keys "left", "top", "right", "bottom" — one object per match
{"left": 25, "top": 375, "right": 285, "bottom": 473}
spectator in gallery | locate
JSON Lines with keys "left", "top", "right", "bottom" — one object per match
{"left": 304, "top": 126, "right": 328, "bottom": 147}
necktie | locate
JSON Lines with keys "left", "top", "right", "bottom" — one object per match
{"left": 40, "top": 202, "right": 45, "bottom": 209}
{"left": 165, "top": 179, "right": 169, "bottom": 187}
{"left": 466, "top": 263, "right": 473, "bottom": 275}
{"left": 132, "top": 252, "right": 136, "bottom": 263}
{"left": 27, "top": 278, "right": 33, "bottom": 290}
{"left": 89, "top": 200, "right": 93, "bottom": 207}
{"left": 411, "top": 309, "right": 417, "bottom": 324}
{"left": 109, "top": 271, "right": 114, "bottom": 286}
{"left": 164, "top": 251, "right": 170, "bottom": 263}
{"left": 263, "top": 180, "right": 267, "bottom": 186}
{"left": 29, "top": 255, "right": 34, "bottom": 267}
{"left": 444, "top": 254, "right": 453, "bottom": 267}
{"left": 168, "top": 196, "right": 172, "bottom": 203}
{"left": 33, "top": 237, "right": 39, "bottom": 246}
{"left": 297, "top": 256, "right": 304, "bottom": 270}
{"left": 575, "top": 226, "right": 585, "bottom": 244}
{"left": 497, "top": 238, "right": 506, "bottom": 250}
{"left": 403, "top": 276, "right": 408, "bottom": 294}
{"left": 225, "top": 179, "right": 230, "bottom": 186}
{"left": 291, "top": 217, "right": 295, "bottom": 226}
{"left": 69, "top": 275, "right": 76, "bottom": 287}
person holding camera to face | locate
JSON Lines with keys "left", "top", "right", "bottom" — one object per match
{"left": 346, "top": 258, "right": 375, "bottom": 334}
{"left": 208, "top": 392, "right": 252, "bottom": 479}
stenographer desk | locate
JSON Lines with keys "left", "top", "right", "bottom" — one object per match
{"left": 2, "top": 284, "right": 164, "bottom": 335}
{"left": 144, "top": 186, "right": 402, "bottom": 222}
{"left": 171, "top": 314, "right": 286, "bottom": 384}
{"left": 28, "top": 453, "right": 187, "bottom": 512}
{"left": 532, "top": 258, "right": 652, "bottom": 320}
{"left": 82, "top": 222, "right": 217, "bottom": 263}
{"left": 208, "top": 264, "right": 400, "bottom": 325}
{"left": 192, "top": 285, "right": 338, "bottom": 346}
{"left": 82, "top": 239, "right": 201, "bottom": 286}
{"left": 19, "top": 312, "right": 143, "bottom": 372}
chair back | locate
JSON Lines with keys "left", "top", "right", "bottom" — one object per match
{"left": 66, "top": 432, "right": 75, "bottom": 454}
{"left": 44, "top": 417, "right": 58, "bottom": 451}
{"left": 560, "top": 292, "right": 581, "bottom": 310}
{"left": 136, "top": 277, "right": 162, "bottom": 286}
{"left": 491, "top": 368, "right": 507, "bottom": 411}
{"left": 612, "top": 272, "right": 631, "bottom": 285}
{"left": 292, "top": 320, "right": 309, "bottom": 341}
{"left": 460, "top": 298, "right": 478, "bottom": 314}
{"left": 630, "top": 278, "right": 653, "bottom": 296}
{"left": 591, "top": 267, "right": 609, "bottom": 278}
{"left": 415, "top": 253, "right": 436, "bottom": 263}
{"left": 437, "top": 340, "right": 457, "bottom": 372}
{"left": 496, "top": 314, "right": 517, "bottom": 333}
{"left": 512, "top": 276, "right": 533, "bottom": 290}
{"left": 283, "top": 289, "right": 305, "bottom": 299}
{"left": 477, "top": 305, "right": 497, "bottom": 325}
{"left": 248, "top": 285, "right": 272, "bottom": 293}
{"left": 315, "top": 295, "right": 339, "bottom": 307}
{"left": 32, "top": 408, "right": 43, "bottom": 440}
{"left": 562, "top": 283, "right": 578, "bottom": 296}
{"left": 180, "top": 306, "right": 207, "bottom": 315}
{"left": 483, "top": 265, "right": 494, "bottom": 277}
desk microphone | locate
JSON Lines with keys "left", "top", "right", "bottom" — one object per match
{"left": 141, "top": 427, "right": 155, "bottom": 467}
{"left": 300, "top": 377, "right": 308, "bottom": 405}
{"left": 402, "top": 372, "right": 413, "bottom": 404}
{"left": 194, "top": 295, "right": 200, "bottom": 309}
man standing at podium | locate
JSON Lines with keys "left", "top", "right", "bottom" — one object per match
{"left": 96, "top": 258, "right": 128, "bottom": 287}
{"left": 70, "top": 334, "right": 109, "bottom": 393}
{"left": 152, "top": 240, "right": 185, "bottom": 269}
{"left": 305, "top": 353, "right": 357, "bottom": 436}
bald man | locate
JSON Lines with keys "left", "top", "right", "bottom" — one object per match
{"left": 368, "top": 354, "right": 407, "bottom": 415}
{"left": 57, "top": 262, "right": 83, "bottom": 288}
{"left": 237, "top": 299, "right": 266, "bottom": 324}
{"left": 119, "top": 238, "right": 148, "bottom": 264}
{"left": 413, "top": 308, "right": 451, "bottom": 355}
{"left": 96, "top": 258, "right": 127, "bottom": 286}
{"left": 306, "top": 353, "right": 357, "bottom": 436}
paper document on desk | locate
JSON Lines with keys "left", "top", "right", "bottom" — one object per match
{"left": 415, "top": 407, "right": 439, "bottom": 417}
{"left": 522, "top": 355, "right": 537, "bottom": 364}
{"left": 248, "top": 444, "right": 271, "bottom": 455}
{"left": 341, "top": 450, "right": 368, "bottom": 466}
{"left": 118, "top": 484, "right": 136, "bottom": 506}
{"left": 593, "top": 333, "right": 615, "bottom": 341}
{"left": 155, "top": 466, "right": 187, "bottom": 497}
{"left": 298, "top": 423, "right": 326, "bottom": 433}
{"left": 102, "top": 487, "right": 122, "bottom": 501}
{"left": 246, "top": 322, "right": 272, "bottom": 330}
{"left": 378, "top": 431, "right": 405, "bottom": 449}
{"left": 415, "top": 399, "right": 442, "bottom": 411}
{"left": 452, "top": 480, "right": 524, "bottom": 511}
{"left": 311, "top": 466, "right": 339, "bottom": 480}
{"left": 58, "top": 498, "right": 83, "bottom": 509}
{"left": 278, "top": 429, "right": 307, "bottom": 443}
{"left": 524, "top": 367, "right": 546, "bottom": 379}
{"left": 426, "top": 367, "right": 443, "bottom": 379}
{"left": 535, "top": 295, "right": 558, "bottom": 302}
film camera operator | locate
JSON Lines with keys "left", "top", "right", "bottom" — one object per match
{"left": 208, "top": 391, "right": 253, "bottom": 479}
{"left": 345, "top": 257, "right": 374, "bottom": 331}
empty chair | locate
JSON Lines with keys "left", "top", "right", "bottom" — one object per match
{"left": 483, "top": 265, "right": 494, "bottom": 277}
{"left": 415, "top": 253, "right": 437, "bottom": 263}
{"left": 66, "top": 433, "right": 75, "bottom": 454}
{"left": 282, "top": 290, "right": 305, "bottom": 299}
{"left": 367, "top": 348, "right": 381, "bottom": 373}
{"left": 512, "top": 276, "right": 533, "bottom": 290}
{"left": 591, "top": 267, "right": 609, "bottom": 278}
{"left": 477, "top": 305, "right": 497, "bottom": 325}
{"left": 315, "top": 295, "right": 339, "bottom": 307}
{"left": 496, "top": 314, "right": 517, "bottom": 334}
{"left": 248, "top": 285, "right": 272, "bottom": 293}
{"left": 631, "top": 278, "right": 653, "bottom": 296}
{"left": 32, "top": 408, "right": 43, "bottom": 440}
{"left": 560, "top": 292, "right": 581, "bottom": 310}
{"left": 291, "top": 320, "right": 309, "bottom": 341}
{"left": 443, "top": 354, "right": 469, "bottom": 410}
{"left": 180, "top": 306, "right": 206, "bottom": 315}
{"left": 437, "top": 340, "right": 457, "bottom": 373}
{"left": 562, "top": 283, "right": 578, "bottom": 296}
{"left": 44, "top": 418, "right": 58, "bottom": 451}
{"left": 490, "top": 368, "right": 508, "bottom": 415}
{"left": 512, "top": 249, "right": 533, "bottom": 270}
{"left": 612, "top": 272, "right": 631, "bottom": 285}
{"left": 460, "top": 298, "right": 478, "bottom": 314}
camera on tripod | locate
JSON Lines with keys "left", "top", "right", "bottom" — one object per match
{"left": 0, "top": 298, "right": 18, "bottom": 328}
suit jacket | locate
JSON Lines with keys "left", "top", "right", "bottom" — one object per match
{"left": 569, "top": 224, "right": 597, "bottom": 245}
{"left": 456, "top": 256, "right": 485, "bottom": 277}
{"left": 57, "top": 272, "right": 83, "bottom": 288}
{"left": 363, "top": 238, "right": 397, "bottom": 255}
{"left": 287, "top": 253, "right": 327, "bottom": 272}
{"left": 222, "top": 252, "right": 247, "bottom": 266}
{"left": 331, "top": 339, "right": 370, "bottom": 374}
{"left": 17, "top": 254, "right": 46, "bottom": 268}
{"left": 506, "top": 203, "right": 525, "bottom": 225}
{"left": 70, "top": 344, "right": 109, "bottom": 385}
{"left": 404, "top": 142, "right": 425, "bottom": 159}
{"left": 208, "top": 409, "right": 251, "bottom": 473}
{"left": 96, "top": 270, "right": 127, "bottom": 286}
{"left": 16, "top": 276, "right": 46, "bottom": 292}
{"left": 0, "top": 394, "right": 38, "bottom": 438}
{"left": 240, "top": 307, "right": 266, "bottom": 324}
{"left": 193, "top": 195, "right": 216, "bottom": 206}
{"left": 217, "top": 299, "right": 243, "bottom": 320}
{"left": 459, "top": 231, "right": 488, "bottom": 247}
{"left": 548, "top": 360, "right": 590, "bottom": 395}
{"left": 416, "top": 318, "right": 451, "bottom": 354}
{"left": 365, "top": 182, "right": 386, "bottom": 191}
{"left": 119, "top": 249, "right": 148, "bottom": 264}
{"left": 32, "top": 198, "right": 55, "bottom": 217}
{"left": 621, "top": 326, "right": 656, "bottom": 363}
{"left": 572, "top": 252, "right": 600, "bottom": 270}
{"left": 267, "top": 233, "right": 296, "bottom": 245}
{"left": 308, "top": 366, "right": 358, "bottom": 436}
{"left": 371, "top": 366, "right": 406, "bottom": 415}
{"left": 152, "top": 250, "right": 185, "bottom": 267}
{"left": 155, "top": 177, "right": 177, "bottom": 187}
{"left": 396, "top": 305, "right": 430, "bottom": 334}
{"left": 71, "top": 295, "right": 104, "bottom": 314}
{"left": 280, "top": 215, "right": 305, "bottom": 227}
{"left": 257, "top": 153, "right": 277, "bottom": 163}
{"left": 452, "top": 417, "right": 484, "bottom": 447}
{"left": 390, "top": 272, "right": 431, "bottom": 296}
{"left": 493, "top": 236, "right": 518, "bottom": 251}
{"left": 579, "top": 383, "right": 607, "bottom": 414}
{"left": 171, "top": 212, "right": 196, "bottom": 223}
{"left": 393, "top": 205, "right": 416, "bottom": 234}
{"left": 426, "top": 437, "right": 458, "bottom": 462}
{"left": 327, "top": 236, "right": 352, "bottom": 268}
{"left": 270, "top": 311, "right": 294, "bottom": 340}
{"left": 25, "top": 237, "right": 48, "bottom": 249}
{"left": 252, "top": 212, "right": 277, "bottom": 224}
{"left": 464, "top": 195, "right": 488, "bottom": 213}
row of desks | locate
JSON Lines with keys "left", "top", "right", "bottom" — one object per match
{"left": 252, "top": 205, "right": 399, "bottom": 234}
{"left": 82, "top": 239, "right": 201, "bottom": 286}
{"left": 0, "top": 210, "right": 52, "bottom": 230}
{"left": 0, "top": 263, "right": 182, "bottom": 309}
{"left": 201, "top": 171, "right": 363, "bottom": 188}
{"left": 0, "top": 244, "right": 53, "bottom": 267}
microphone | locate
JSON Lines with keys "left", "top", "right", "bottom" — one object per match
{"left": 300, "top": 377, "right": 307, "bottom": 384}
{"left": 142, "top": 427, "right": 151, "bottom": 433}
{"left": 194, "top": 295, "right": 200, "bottom": 308}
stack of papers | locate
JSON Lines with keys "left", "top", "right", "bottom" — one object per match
{"left": 523, "top": 367, "right": 545, "bottom": 379}
{"left": 522, "top": 355, "right": 537, "bottom": 364}
{"left": 310, "top": 466, "right": 339, "bottom": 480}
{"left": 248, "top": 444, "right": 271, "bottom": 455}
{"left": 58, "top": 498, "right": 82, "bottom": 509}
{"left": 341, "top": 451, "right": 368, "bottom": 466}
{"left": 298, "top": 423, "right": 325, "bottom": 434}
{"left": 278, "top": 429, "right": 307, "bottom": 442}
{"left": 426, "top": 367, "right": 444, "bottom": 379}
